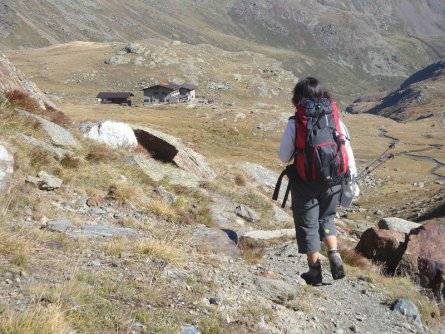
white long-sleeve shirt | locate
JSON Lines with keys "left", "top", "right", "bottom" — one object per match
{"left": 278, "top": 118, "right": 357, "bottom": 176}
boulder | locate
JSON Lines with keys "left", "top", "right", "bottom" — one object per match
{"left": 26, "top": 171, "right": 62, "bottom": 191}
{"left": 45, "top": 218, "right": 72, "bottom": 233}
{"left": 378, "top": 217, "right": 421, "bottom": 234}
{"left": 0, "top": 52, "right": 55, "bottom": 109}
{"left": 397, "top": 222, "right": 445, "bottom": 305}
{"left": 190, "top": 227, "right": 240, "bottom": 258}
{"left": 180, "top": 326, "right": 199, "bottom": 334}
{"left": 239, "top": 229, "right": 295, "bottom": 248}
{"left": 80, "top": 121, "right": 138, "bottom": 149}
{"left": 235, "top": 203, "right": 260, "bottom": 222}
{"left": 17, "top": 133, "right": 73, "bottom": 160}
{"left": 391, "top": 299, "right": 422, "bottom": 326}
{"left": 17, "top": 110, "right": 78, "bottom": 147}
{"left": 355, "top": 228, "right": 406, "bottom": 273}
{"left": 133, "top": 125, "right": 216, "bottom": 180}
{"left": 0, "top": 141, "right": 14, "bottom": 193}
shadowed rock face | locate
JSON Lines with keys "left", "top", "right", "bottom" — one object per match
{"left": 355, "top": 227, "right": 406, "bottom": 273}
{"left": 134, "top": 129, "right": 178, "bottom": 162}
{"left": 0, "top": 53, "right": 55, "bottom": 109}
{"left": 356, "top": 222, "right": 445, "bottom": 307}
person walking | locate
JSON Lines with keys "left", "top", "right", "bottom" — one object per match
{"left": 278, "top": 77, "right": 357, "bottom": 285}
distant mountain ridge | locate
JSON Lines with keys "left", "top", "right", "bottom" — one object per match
{"left": 347, "top": 59, "right": 445, "bottom": 122}
{"left": 1, "top": 0, "right": 445, "bottom": 103}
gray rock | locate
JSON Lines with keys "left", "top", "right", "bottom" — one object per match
{"left": 190, "top": 227, "right": 240, "bottom": 258}
{"left": 235, "top": 203, "right": 260, "bottom": 222}
{"left": 0, "top": 141, "right": 14, "bottom": 193}
{"left": 17, "top": 110, "right": 78, "bottom": 147}
{"left": 132, "top": 125, "right": 216, "bottom": 180}
{"left": 17, "top": 133, "right": 73, "bottom": 160}
{"left": 130, "top": 155, "right": 201, "bottom": 188}
{"left": 74, "top": 225, "right": 138, "bottom": 238}
{"left": 209, "top": 195, "right": 245, "bottom": 230}
{"left": 26, "top": 171, "right": 62, "bottom": 191}
{"left": 378, "top": 217, "right": 421, "bottom": 234}
{"left": 238, "top": 162, "right": 290, "bottom": 207}
{"left": 155, "top": 186, "right": 176, "bottom": 204}
{"left": 254, "top": 276, "right": 296, "bottom": 304}
{"left": 46, "top": 218, "right": 72, "bottom": 232}
{"left": 105, "top": 55, "right": 131, "bottom": 66}
{"left": 239, "top": 229, "right": 295, "bottom": 247}
{"left": 273, "top": 207, "right": 293, "bottom": 224}
{"left": 180, "top": 326, "right": 200, "bottom": 334}
{"left": 391, "top": 299, "right": 422, "bottom": 326}
{"left": 125, "top": 43, "right": 145, "bottom": 54}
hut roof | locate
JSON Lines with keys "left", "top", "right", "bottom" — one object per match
{"left": 97, "top": 92, "right": 134, "bottom": 99}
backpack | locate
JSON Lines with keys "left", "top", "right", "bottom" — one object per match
{"left": 273, "top": 98, "right": 349, "bottom": 208}
{"left": 293, "top": 97, "right": 348, "bottom": 183}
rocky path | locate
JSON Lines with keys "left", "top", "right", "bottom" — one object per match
{"left": 263, "top": 242, "right": 424, "bottom": 334}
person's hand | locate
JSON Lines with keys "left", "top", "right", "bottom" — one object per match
{"left": 352, "top": 183, "right": 360, "bottom": 201}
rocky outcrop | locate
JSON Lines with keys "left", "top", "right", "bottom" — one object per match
{"left": 378, "top": 217, "right": 421, "bottom": 234}
{"left": 355, "top": 227, "right": 406, "bottom": 273}
{"left": 18, "top": 110, "right": 78, "bottom": 147}
{"left": 397, "top": 222, "right": 445, "bottom": 306}
{"left": 26, "top": 171, "right": 62, "bottom": 191}
{"left": 17, "top": 133, "right": 73, "bottom": 160}
{"left": 0, "top": 141, "right": 14, "bottom": 193}
{"left": 0, "top": 53, "right": 55, "bottom": 109}
{"left": 133, "top": 125, "right": 216, "bottom": 180}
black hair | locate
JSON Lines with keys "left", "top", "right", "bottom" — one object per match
{"left": 292, "top": 77, "right": 330, "bottom": 106}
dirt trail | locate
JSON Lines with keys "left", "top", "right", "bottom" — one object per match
{"left": 264, "top": 242, "right": 424, "bottom": 333}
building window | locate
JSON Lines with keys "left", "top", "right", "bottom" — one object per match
{"left": 154, "top": 92, "right": 159, "bottom": 95}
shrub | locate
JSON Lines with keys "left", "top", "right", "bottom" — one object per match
{"left": 5, "top": 89, "right": 41, "bottom": 112}
{"left": 85, "top": 143, "right": 118, "bottom": 163}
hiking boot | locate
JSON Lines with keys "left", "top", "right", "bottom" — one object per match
{"left": 328, "top": 250, "right": 345, "bottom": 280}
{"left": 301, "top": 260, "right": 322, "bottom": 286}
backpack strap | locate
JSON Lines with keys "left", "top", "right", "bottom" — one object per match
{"left": 281, "top": 183, "right": 291, "bottom": 208}
{"left": 272, "top": 169, "right": 288, "bottom": 201}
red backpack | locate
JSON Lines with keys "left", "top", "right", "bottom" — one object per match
{"left": 293, "top": 98, "right": 348, "bottom": 183}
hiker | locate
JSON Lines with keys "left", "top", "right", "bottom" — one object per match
{"left": 278, "top": 77, "right": 357, "bottom": 285}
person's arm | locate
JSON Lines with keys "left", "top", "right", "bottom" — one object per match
{"left": 340, "top": 120, "right": 357, "bottom": 176}
{"left": 278, "top": 119, "right": 296, "bottom": 163}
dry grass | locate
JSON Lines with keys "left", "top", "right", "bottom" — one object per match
{"left": 149, "top": 199, "right": 178, "bottom": 222}
{"left": 0, "top": 229, "right": 30, "bottom": 267}
{"left": 0, "top": 304, "right": 72, "bottom": 334}
{"left": 5, "top": 89, "right": 41, "bottom": 112}
{"left": 133, "top": 238, "right": 186, "bottom": 266}
{"left": 85, "top": 142, "right": 119, "bottom": 163}
{"left": 345, "top": 263, "right": 440, "bottom": 325}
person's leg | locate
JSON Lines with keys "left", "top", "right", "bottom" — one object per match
{"left": 290, "top": 183, "right": 322, "bottom": 285}
{"left": 318, "top": 184, "right": 345, "bottom": 280}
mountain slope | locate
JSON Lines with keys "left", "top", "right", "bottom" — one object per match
{"left": 347, "top": 59, "right": 445, "bottom": 121}
{"left": 1, "top": 0, "right": 445, "bottom": 102}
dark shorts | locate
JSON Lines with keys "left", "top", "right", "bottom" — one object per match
{"left": 290, "top": 182, "right": 341, "bottom": 254}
